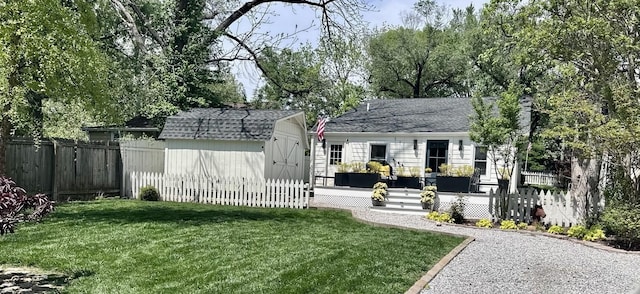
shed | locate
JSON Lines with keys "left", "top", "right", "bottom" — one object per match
{"left": 160, "top": 108, "right": 308, "bottom": 181}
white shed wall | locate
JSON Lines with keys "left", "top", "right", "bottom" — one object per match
{"left": 164, "top": 139, "right": 265, "bottom": 179}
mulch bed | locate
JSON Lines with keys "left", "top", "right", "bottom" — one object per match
{"left": 435, "top": 219, "right": 640, "bottom": 253}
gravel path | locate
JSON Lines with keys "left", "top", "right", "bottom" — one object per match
{"left": 352, "top": 209, "right": 640, "bottom": 294}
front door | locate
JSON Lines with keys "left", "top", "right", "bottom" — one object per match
{"left": 426, "top": 140, "right": 448, "bottom": 173}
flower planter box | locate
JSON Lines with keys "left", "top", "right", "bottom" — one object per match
{"left": 334, "top": 173, "right": 380, "bottom": 188}
{"left": 347, "top": 173, "right": 381, "bottom": 188}
{"left": 334, "top": 173, "right": 349, "bottom": 186}
{"left": 436, "top": 176, "right": 471, "bottom": 193}
{"left": 392, "top": 176, "right": 421, "bottom": 189}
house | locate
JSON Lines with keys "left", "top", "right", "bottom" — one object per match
{"left": 159, "top": 108, "right": 308, "bottom": 181}
{"left": 82, "top": 116, "right": 160, "bottom": 141}
{"left": 310, "top": 97, "right": 531, "bottom": 192}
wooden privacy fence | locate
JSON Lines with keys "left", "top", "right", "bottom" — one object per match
{"left": 521, "top": 171, "right": 559, "bottom": 186}
{"left": 488, "top": 188, "right": 605, "bottom": 226}
{"left": 131, "top": 172, "right": 310, "bottom": 209}
{"left": 6, "top": 138, "right": 120, "bottom": 201}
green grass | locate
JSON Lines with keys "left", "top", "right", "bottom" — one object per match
{"left": 0, "top": 200, "right": 464, "bottom": 293}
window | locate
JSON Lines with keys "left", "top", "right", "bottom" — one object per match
{"left": 426, "top": 140, "right": 448, "bottom": 172}
{"left": 474, "top": 146, "right": 487, "bottom": 175}
{"left": 370, "top": 144, "right": 387, "bottom": 161}
{"left": 329, "top": 144, "right": 343, "bottom": 165}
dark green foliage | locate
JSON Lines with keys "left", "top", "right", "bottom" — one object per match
{"left": 449, "top": 195, "right": 466, "bottom": 224}
{"left": 600, "top": 204, "right": 640, "bottom": 250}
{"left": 0, "top": 176, "right": 54, "bottom": 235}
{"left": 0, "top": 200, "right": 463, "bottom": 293}
{"left": 139, "top": 186, "right": 160, "bottom": 201}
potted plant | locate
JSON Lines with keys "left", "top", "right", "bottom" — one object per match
{"left": 394, "top": 166, "right": 421, "bottom": 189}
{"left": 371, "top": 182, "right": 388, "bottom": 206}
{"left": 420, "top": 185, "right": 437, "bottom": 210}
{"left": 436, "top": 164, "right": 474, "bottom": 193}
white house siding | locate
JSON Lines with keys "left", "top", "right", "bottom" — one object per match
{"left": 264, "top": 118, "right": 306, "bottom": 181}
{"left": 315, "top": 134, "right": 475, "bottom": 177}
{"left": 164, "top": 139, "right": 265, "bottom": 179}
{"left": 313, "top": 133, "right": 519, "bottom": 192}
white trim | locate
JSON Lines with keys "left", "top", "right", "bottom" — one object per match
{"left": 323, "top": 132, "right": 469, "bottom": 137}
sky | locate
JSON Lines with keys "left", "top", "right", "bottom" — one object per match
{"left": 224, "top": 0, "right": 489, "bottom": 99}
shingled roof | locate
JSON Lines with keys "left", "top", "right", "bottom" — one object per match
{"left": 159, "top": 108, "right": 302, "bottom": 141}
{"left": 325, "top": 97, "right": 529, "bottom": 133}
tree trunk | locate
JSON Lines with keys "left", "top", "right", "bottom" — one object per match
{"left": 571, "top": 156, "right": 602, "bottom": 225}
{"left": 0, "top": 103, "right": 10, "bottom": 176}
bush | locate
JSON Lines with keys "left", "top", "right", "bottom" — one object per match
{"left": 599, "top": 204, "right": 640, "bottom": 245}
{"left": 139, "top": 186, "right": 160, "bottom": 201}
{"left": 449, "top": 195, "right": 466, "bottom": 224}
{"left": 547, "top": 225, "right": 564, "bottom": 234}
{"left": 499, "top": 220, "right": 517, "bottom": 230}
{"left": 427, "top": 211, "right": 453, "bottom": 223}
{"left": 567, "top": 225, "right": 588, "bottom": 239}
{"left": 475, "top": 219, "right": 493, "bottom": 228}
{"left": 583, "top": 227, "right": 606, "bottom": 242}
{"left": 517, "top": 222, "right": 528, "bottom": 230}
{"left": 0, "top": 176, "right": 54, "bottom": 235}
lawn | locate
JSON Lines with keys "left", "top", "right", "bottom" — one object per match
{"left": 0, "top": 200, "right": 464, "bottom": 293}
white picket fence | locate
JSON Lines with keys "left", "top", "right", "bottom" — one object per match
{"left": 488, "top": 188, "right": 605, "bottom": 226}
{"left": 521, "top": 171, "right": 559, "bottom": 186}
{"left": 131, "top": 172, "right": 310, "bottom": 209}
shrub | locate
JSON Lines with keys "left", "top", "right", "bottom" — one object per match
{"left": 599, "top": 204, "right": 640, "bottom": 247}
{"left": 337, "top": 162, "right": 351, "bottom": 173}
{"left": 475, "top": 219, "right": 493, "bottom": 228}
{"left": 351, "top": 162, "right": 365, "bottom": 173}
{"left": 427, "top": 211, "right": 453, "bottom": 223}
{"left": 583, "top": 227, "right": 606, "bottom": 242}
{"left": 424, "top": 167, "right": 433, "bottom": 173}
{"left": 500, "top": 220, "right": 517, "bottom": 230}
{"left": 139, "top": 186, "right": 160, "bottom": 201}
{"left": 0, "top": 176, "right": 54, "bottom": 235}
{"left": 409, "top": 166, "right": 421, "bottom": 177}
{"left": 438, "top": 164, "right": 452, "bottom": 176}
{"left": 567, "top": 225, "right": 588, "bottom": 239}
{"left": 547, "top": 225, "right": 564, "bottom": 234}
{"left": 372, "top": 182, "right": 388, "bottom": 190}
{"left": 449, "top": 195, "right": 466, "bottom": 224}
{"left": 367, "top": 161, "right": 383, "bottom": 173}
{"left": 454, "top": 165, "right": 475, "bottom": 177}
{"left": 517, "top": 222, "right": 528, "bottom": 230}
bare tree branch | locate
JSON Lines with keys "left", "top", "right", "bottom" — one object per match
{"left": 215, "top": 0, "right": 337, "bottom": 33}
{"left": 222, "top": 32, "right": 309, "bottom": 96}
{"left": 127, "top": 0, "right": 166, "bottom": 47}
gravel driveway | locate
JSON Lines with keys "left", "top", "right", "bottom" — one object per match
{"left": 352, "top": 209, "right": 640, "bottom": 294}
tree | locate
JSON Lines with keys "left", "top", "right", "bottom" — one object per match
{"left": 0, "top": 0, "right": 113, "bottom": 175}
{"left": 365, "top": 1, "right": 474, "bottom": 98}
{"left": 469, "top": 87, "right": 525, "bottom": 220}
{"left": 252, "top": 39, "right": 364, "bottom": 126}
{"left": 104, "top": 0, "right": 369, "bottom": 121}
{"left": 366, "top": 25, "right": 468, "bottom": 98}
{"left": 482, "top": 0, "right": 640, "bottom": 223}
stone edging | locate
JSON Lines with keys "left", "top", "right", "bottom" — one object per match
{"left": 311, "top": 207, "right": 476, "bottom": 293}
{"left": 404, "top": 237, "right": 474, "bottom": 294}
{"left": 422, "top": 218, "right": 640, "bottom": 255}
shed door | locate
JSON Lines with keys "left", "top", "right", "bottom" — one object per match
{"left": 271, "top": 135, "right": 303, "bottom": 180}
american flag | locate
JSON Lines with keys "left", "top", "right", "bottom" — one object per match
{"left": 316, "top": 117, "right": 326, "bottom": 141}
